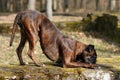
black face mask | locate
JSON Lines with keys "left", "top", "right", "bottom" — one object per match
{"left": 86, "top": 44, "right": 94, "bottom": 53}
{"left": 85, "top": 44, "right": 97, "bottom": 64}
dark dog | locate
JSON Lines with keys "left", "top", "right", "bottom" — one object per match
{"left": 10, "top": 10, "right": 97, "bottom": 68}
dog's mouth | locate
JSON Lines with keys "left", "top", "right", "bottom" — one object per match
{"left": 85, "top": 55, "right": 97, "bottom": 64}
{"left": 85, "top": 58, "right": 96, "bottom": 64}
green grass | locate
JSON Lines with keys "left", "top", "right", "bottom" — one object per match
{"left": 0, "top": 30, "right": 120, "bottom": 66}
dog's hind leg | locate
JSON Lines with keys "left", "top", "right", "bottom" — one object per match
{"left": 27, "top": 37, "right": 44, "bottom": 67}
{"left": 16, "top": 30, "right": 26, "bottom": 65}
{"left": 23, "top": 18, "right": 44, "bottom": 67}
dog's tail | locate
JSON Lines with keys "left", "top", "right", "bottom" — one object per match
{"left": 10, "top": 13, "right": 20, "bottom": 46}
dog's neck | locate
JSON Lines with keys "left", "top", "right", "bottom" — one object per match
{"left": 75, "top": 41, "right": 87, "bottom": 56}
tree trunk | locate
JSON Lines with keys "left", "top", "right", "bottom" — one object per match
{"left": 109, "top": 0, "right": 116, "bottom": 11}
{"left": 57, "top": 0, "right": 64, "bottom": 12}
{"left": 28, "top": 0, "right": 36, "bottom": 10}
{"left": 96, "top": 0, "right": 100, "bottom": 10}
{"left": 116, "top": 0, "right": 120, "bottom": 12}
{"left": 53, "top": 0, "right": 57, "bottom": 11}
{"left": 46, "top": 0, "right": 52, "bottom": 20}
{"left": 20, "top": 0, "right": 24, "bottom": 11}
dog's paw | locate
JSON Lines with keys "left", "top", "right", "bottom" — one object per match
{"left": 20, "top": 62, "right": 26, "bottom": 65}
{"left": 41, "top": 64, "right": 45, "bottom": 67}
{"left": 84, "top": 63, "right": 95, "bottom": 69}
{"left": 93, "top": 64, "right": 102, "bottom": 69}
{"left": 36, "top": 63, "right": 45, "bottom": 67}
{"left": 90, "top": 64, "right": 95, "bottom": 69}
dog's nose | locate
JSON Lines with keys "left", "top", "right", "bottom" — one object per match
{"left": 91, "top": 56, "right": 97, "bottom": 64}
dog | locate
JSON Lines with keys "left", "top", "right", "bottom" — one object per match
{"left": 10, "top": 10, "right": 97, "bottom": 68}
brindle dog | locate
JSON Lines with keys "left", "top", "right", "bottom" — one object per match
{"left": 10, "top": 10, "right": 97, "bottom": 68}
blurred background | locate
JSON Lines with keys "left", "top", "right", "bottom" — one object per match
{"left": 0, "top": 0, "right": 120, "bottom": 13}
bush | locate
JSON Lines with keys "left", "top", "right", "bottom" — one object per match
{"left": 82, "top": 13, "right": 118, "bottom": 36}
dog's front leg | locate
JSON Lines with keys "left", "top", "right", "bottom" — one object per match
{"left": 62, "top": 51, "right": 94, "bottom": 68}
{"left": 27, "top": 40, "right": 44, "bottom": 67}
{"left": 26, "top": 27, "right": 44, "bottom": 67}
{"left": 63, "top": 61, "right": 94, "bottom": 68}
{"left": 61, "top": 41, "right": 94, "bottom": 68}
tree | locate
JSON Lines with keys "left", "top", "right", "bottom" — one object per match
{"left": 46, "top": 0, "right": 52, "bottom": 20}
{"left": 116, "top": 0, "right": 120, "bottom": 12}
{"left": 96, "top": 0, "right": 100, "bottom": 11}
{"left": 28, "top": 0, "right": 36, "bottom": 10}
{"left": 109, "top": 0, "right": 116, "bottom": 11}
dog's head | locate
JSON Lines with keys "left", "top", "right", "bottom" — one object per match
{"left": 76, "top": 44, "right": 97, "bottom": 64}
{"left": 83, "top": 44, "right": 97, "bottom": 64}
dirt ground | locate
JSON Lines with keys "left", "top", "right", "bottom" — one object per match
{"left": 0, "top": 13, "right": 82, "bottom": 24}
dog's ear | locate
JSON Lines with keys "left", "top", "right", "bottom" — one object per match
{"left": 86, "top": 44, "right": 94, "bottom": 53}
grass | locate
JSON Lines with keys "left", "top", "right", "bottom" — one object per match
{"left": 0, "top": 29, "right": 120, "bottom": 66}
